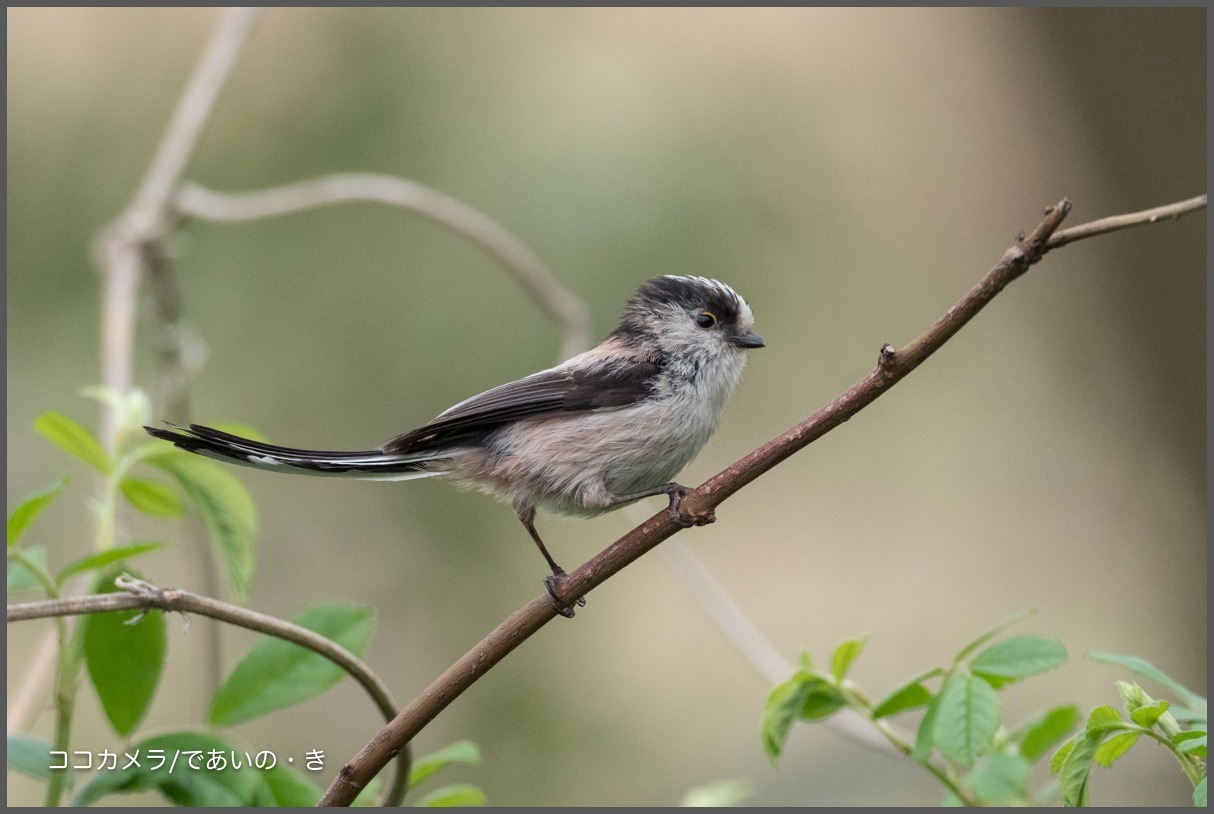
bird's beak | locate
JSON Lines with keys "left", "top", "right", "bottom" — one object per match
{"left": 730, "top": 330, "right": 765, "bottom": 349}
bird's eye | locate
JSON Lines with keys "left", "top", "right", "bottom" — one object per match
{"left": 694, "top": 311, "right": 718, "bottom": 329}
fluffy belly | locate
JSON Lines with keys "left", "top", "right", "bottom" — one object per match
{"left": 442, "top": 404, "right": 717, "bottom": 518}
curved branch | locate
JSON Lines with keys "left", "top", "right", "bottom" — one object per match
{"left": 318, "top": 194, "right": 1204, "bottom": 806}
{"left": 8, "top": 574, "right": 410, "bottom": 806}
{"left": 175, "top": 175, "right": 593, "bottom": 359}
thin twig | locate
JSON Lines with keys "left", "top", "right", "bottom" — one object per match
{"left": 7, "top": 574, "right": 411, "bottom": 806}
{"left": 1044, "top": 194, "right": 1206, "bottom": 250}
{"left": 318, "top": 195, "right": 1203, "bottom": 805}
{"left": 175, "top": 175, "right": 593, "bottom": 359}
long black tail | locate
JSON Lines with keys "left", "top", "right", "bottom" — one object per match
{"left": 144, "top": 423, "right": 439, "bottom": 481}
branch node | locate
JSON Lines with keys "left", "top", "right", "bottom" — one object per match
{"left": 877, "top": 343, "right": 898, "bottom": 372}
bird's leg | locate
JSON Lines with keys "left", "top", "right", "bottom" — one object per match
{"left": 517, "top": 506, "right": 585, "bottom": 618}
{"left": 608, "top": 482, "right": 716, "bottom": 528}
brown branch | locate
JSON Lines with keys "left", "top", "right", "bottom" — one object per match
{"left": 8, "top": 574, "right": 410, "bottom": 806}
{"left": 318, "top": 194, "right": 1204, "bottom": 806}
{"left": 174, "top": 175, "right": 593, "bottom": 358}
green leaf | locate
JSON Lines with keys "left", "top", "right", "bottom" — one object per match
{"left": 8, "top": 546, "right": 49, "bottom": 593}
{"left": 800, "top": 681, "right": 847, "bottom": 721}
{"left": 761, "top": 672, "right": 814, "bottom": 762}
{"left": 953, "top": 609, "right": 1033, "bottom": 664}
{"left": 1129, "top": 700, "right": 1169, "bottom": 729}
{"left": 1194, "top": 777, "right": 1206, "bottom": 808}
{"left": 1018, "top": 704, "right": 1081, "bottom": 762}
{"left": 415, "top": 783, "right": 487, "bottom": 807}
{"left": 872, "top": 677, "right": 934, "bottom": 720}
{"left": 970, "top": 635, "right": 1067, "bottom": 686}
{"left": 679, "top": 779, "right": 751, "bottom": 807}
{"left": 1173, "top": 731, "right": 1206, "bottom": 758}
{"left": 8, "top": 476, "right": 69, "bottom": 547}
{"left": 1087, "top": 651, "right": 1207, "bottom": 716}
{"left": 1084, "top": 705, "right": 1124, "bottom": 734}
{"left": 830, "top": 635, "right": 869, "bottom": 682}
{"left": 1057, "top": 731, "right": 1101, "bottom": 807}
{"left": 210, "top": 603, "right": 374, "bottom": 727}
{"left": 7, "top": 733, "right": 57, "bottom": 782}
{"left": 1050, "top": 732, "right": 1080, "bottom": 774}
{"left": 913, "top": 688, "right": 945, "bottom": 763}
{"left": 82, "top": 570, "right": 167, "bottom": 736}
{"left": 409, "top": 740, "right": 482, "bottom": 789}
{"left": 145, "top": 451, "right": 257, "bottom": 599}
{"left": 35, "top": 412, "right": 112, "bottom": 473}
{"left": 967, "top": 754, "right": 1030, "bottom": 805}
{"left": 1093, "top": 731, "right": 1139, "bottom": 767}
{"left": 73, "top": 731, "right": 272, "bottom": 806}
{"left": 261, "top": 763, "right": 322, "bottom": 806}
{"left": 119, "top": 476, "right": 185, "bottom": 517}
{"left": 56, "top": 541, "right": 169, "bottom": 586}
{"left": 933, "top": 670, "right": 1001, "bottom": 767}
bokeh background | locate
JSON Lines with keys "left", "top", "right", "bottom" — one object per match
{"left": 7, "top": 7, "right": 1205, "bottom": 807}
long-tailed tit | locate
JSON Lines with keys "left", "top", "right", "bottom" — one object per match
{"left": 146, "top": 275, "right": 763, "bottom": 614}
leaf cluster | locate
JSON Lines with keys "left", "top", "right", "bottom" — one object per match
{"left": 763, "top": 612, "right": 1075, "bottom": 805}
{"left": 7, "top": 395, "right": 485, "bottom": 806}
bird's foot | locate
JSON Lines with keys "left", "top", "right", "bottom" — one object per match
{"left": 544, "top": 570, "right": 586, "bottom": 619}
{"left": 666, "top": 485, "right": 716, "bottom": 528}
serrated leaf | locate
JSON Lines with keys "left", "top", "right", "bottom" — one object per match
{"left": 56, "top": 542, "right": 169, "bottom": 586}
{"left": 119, "top": 476, "right": 185, "bottom": 517}
{"left": 954, "top": 610, "right": 1033, "bottom": 664}
{"left": 1087, "top": 651, "right": 1207, "bottom": 716}
{"left": 967, "top": 754, "right": 1030, "bottom": 804}
{"left": 872, "top": 678, "right": 933, "bottom": 720}
{"left": 72, "top": 731, "right": 271, "bottom": 806}
{"left": 1050, "top": 733, "right": 1080, "bottom": 774}
{"left": 933, "top": 670, "right": 1001, "bottom": 767}
{"left": 680, "top": 779, "right": 751, "bottom": 807}
{"left": 415, "top": 783, "right": 486, "bottom": 807}
{"left": 210, "top": 603, "right": 374, "bottom": 727}
{"left": 1057, "top": 731, "right": 1102, "bottom": 807}
{"left": 830, "top": 635, "right": 869, "bottom": 682}
{"left": 35, "top": 412, "right": 111, "bottom": 473}
{"left": 8, "top": 546, "right": 49, "bottom": 593}
{"left": 970, "top": 635, "right": 1067, "bottom": 685}
{"left": 409, "top": 740, "right": 482, "bottom": 790}
{"left": 1085, "top": 705, "right": 1123, "bottom": 734}
{"left": 7, "top": 733, "right": 57, "bottom": 782}
{"left": 82, "top": 570, "right": 166, "bottom": 736}
{"left": 1174, "top": 732, "right": 1206, "bottom": 758}
{"left": 1018, "top": 704, "right": 1081, "bottom": 762}
{"left": 761, "top": 672, "right": 814, "bottom": 763}
{"left": 145, "top": 451, "right": 256, "bottom": 599}
{"left": 1093, "top": 731, "right": 1139, "bottom": 767}
{"left": 913, "top": 688, "right": 944, "bottom": 763}
{"left": 1129, "top": 700, "right": 1169, "bottom": 729}
{"left": 8, "top": 476, "right": 69, "bottom": 547}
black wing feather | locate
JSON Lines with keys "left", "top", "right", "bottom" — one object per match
{"left": 381, "top": 357, "right": 662, "bottom": 454}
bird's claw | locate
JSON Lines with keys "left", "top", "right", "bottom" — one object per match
{"left": 544, "top": 571, "right": 586, "bottom": 619}
{"left": 666, "top": 486, "right": 716, "bottom": 528}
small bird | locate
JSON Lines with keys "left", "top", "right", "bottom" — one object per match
{"left": 146, "top": 275, "right": 763, "bottom": 614}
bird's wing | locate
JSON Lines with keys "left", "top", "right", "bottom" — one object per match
{"left": 381, "top": 356, "right": 662, "bottom": 454}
